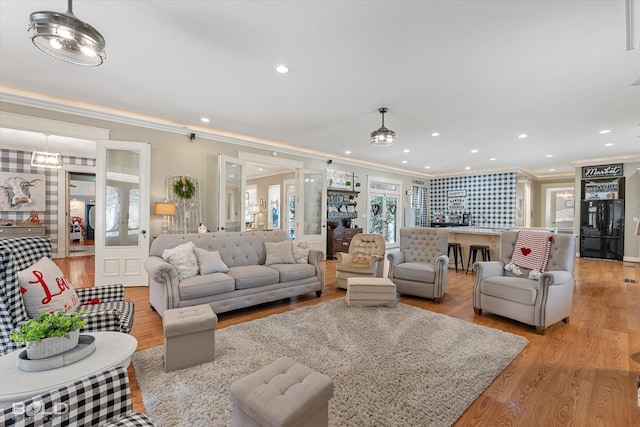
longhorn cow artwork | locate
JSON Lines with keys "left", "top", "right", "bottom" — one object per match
{"left": 0, "top": 173, "right": 46, "bottom": 211}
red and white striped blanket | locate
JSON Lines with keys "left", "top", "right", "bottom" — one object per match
{"left": 504, "top": 231, "right": 553, "bottom": 279}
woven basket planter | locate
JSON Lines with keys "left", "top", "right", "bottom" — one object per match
{"left": 26, "top": 330, "right": 80, "bottom": 360}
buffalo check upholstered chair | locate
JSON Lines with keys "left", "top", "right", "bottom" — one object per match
{"left": 0, "top": 236, "right": 135, "bottom": 355}
{"left": 0, "top": 366, "right": 155, "bottom": 426}
{"left": 472, "top": 231, "right": 576, "bottom": 335}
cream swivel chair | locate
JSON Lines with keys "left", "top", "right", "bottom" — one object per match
{"left": 335, "top": 233, "right": 386, "bottom": 289}
{"left": 387, "top": 228, "right": 449, "bottom": 302}
{"left": 472, "top": 231, "right": 576, "bottom": 334}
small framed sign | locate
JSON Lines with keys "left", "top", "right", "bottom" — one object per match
{"left": 447, "top": 190, "right": 467, "bottom": 198}
{"left": 582, "top": 164, "right": 623, "bottom": 179}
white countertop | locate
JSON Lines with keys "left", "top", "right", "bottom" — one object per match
{"left": 445, "top": 226, "right": 558, "bottom": 235}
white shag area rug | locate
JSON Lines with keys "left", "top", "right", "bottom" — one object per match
{"left": 133, "top": 299, "right": 528, "bottom": 427}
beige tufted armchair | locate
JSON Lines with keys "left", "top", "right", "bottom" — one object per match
{"left": 387, "top": 228, "right": 449, "bottom": 302}
{"left": 336, "top": 233, "right": 386, "bottom": 289}
{"left": 473, "top": 231, "right": 576, "bottom": 334}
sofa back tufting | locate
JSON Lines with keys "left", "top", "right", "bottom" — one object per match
{"left": 150, "top": 230, "right": 291, "bottom": 268}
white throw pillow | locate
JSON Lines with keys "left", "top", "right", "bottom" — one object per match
{"left": 18, "top": 257, "right": 81, "bottom": 318}
{"left": 264, "top": 241, "right": 296, "bottom": 266}
{"left": 162, "top": 241, "right": 199, "bottom": 279}
{"left": 194, "top": 248, "right": 229, "bottom": 275}
{"left": 292, "top": 240, "right": 310, "bottom": 264}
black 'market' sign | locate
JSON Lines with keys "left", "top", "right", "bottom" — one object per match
{"left": 582, "top": 164, "right": 623, "bottom": 179}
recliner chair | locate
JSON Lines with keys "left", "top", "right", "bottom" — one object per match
{"left": 387, "top": 228, "right": 449, "bottom": 302}
{"left": 335, "top": 233, "right": 386, "bottom": 289}
{"left": 472, "top": 231, "right": 576, "bottom": 334}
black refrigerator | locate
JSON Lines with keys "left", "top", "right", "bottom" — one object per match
{"left": 579, "top": 199, "right": 624, "bottom": 260}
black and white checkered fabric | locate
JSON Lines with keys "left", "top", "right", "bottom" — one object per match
{"left": 0, "top": 237, "right": 135, "bottom": 355}
{"left": 103, "top": 412, "right": 156, "bottom": 427}
{"left": 0, "top": 366, "right": 156, "bottom": 426}
{"left": 0, "top": 237, "right": 51, "bottom": 355}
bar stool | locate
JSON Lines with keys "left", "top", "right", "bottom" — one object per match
{"left": 466, "top": 244, "right": 491, "bottom": 274}
{"left": 447, "top": 242, "right": 464, "bottom": 272}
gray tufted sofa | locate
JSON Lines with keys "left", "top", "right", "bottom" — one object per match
{"left": 387, "top": 227, "right": 449, "bottom": 302}
{"left": 144, "top": 231, "right": 324, "bottom": 316}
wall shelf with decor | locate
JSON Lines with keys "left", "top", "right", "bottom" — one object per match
{"left": 327, "top": 187, "right": 361, "bottom": 259}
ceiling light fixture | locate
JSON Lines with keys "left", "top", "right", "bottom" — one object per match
{"left": 200, "top": 117, "right": 210, "bottom": 123}
{"left": 31, "top": 134, "right": 63, "bottom": 169}
{"left": 370, "top": 107, "right": 396, "bottom": 147}
{"left": 431, "top": 132, "right": 440, "bottom": 137}
{"left": 275, "top": 64, "right": 289, "bottom": 74}
{"left": 518, "top": 134, "right": 528, "bottom": 139}
{"left": 604, "top": 143, "right": 614, "bottom": 147}
{"left": 599, "top": 129, "right": 611, "bottom": 134}
{"left": 28, "top": 0, "right": 105, "bottom": 66}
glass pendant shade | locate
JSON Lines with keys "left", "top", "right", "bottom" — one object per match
{"left": 28, "top": 1, "right": 106, "bottom": 66}
{"left": 370, "top": 107, "right": 396, "bottom": 147}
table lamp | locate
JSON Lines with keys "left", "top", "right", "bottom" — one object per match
{"left": 154, "top": 202, "right": 176, "bottom": 234}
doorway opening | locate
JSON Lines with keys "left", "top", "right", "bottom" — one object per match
{"left": 68, "top": 172, "right": 96, "bottom": 256}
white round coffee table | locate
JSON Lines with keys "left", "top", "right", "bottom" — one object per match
{"left": 0, "top": 331, "right": 138, "bottom": 408}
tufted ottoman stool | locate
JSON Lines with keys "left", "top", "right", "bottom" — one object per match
{"left": 230, "top": 356, "right": 334, "bottom": 427}
{"left": 163, "top": 304, "right": 217, "bottom": 372}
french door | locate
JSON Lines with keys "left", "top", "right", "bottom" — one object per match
{"left": 217, "top": 155, "right": 246, "bottom": 231}
{"left": 368, "top": 178, "right": 401, "bottom": 246}
{"left": 95, "top": 141, "right": 150, "bottom": 287}
{"left": 296, "top": 169, "right": 327, "bottom": 253}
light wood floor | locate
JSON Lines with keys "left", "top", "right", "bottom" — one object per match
{"left": 54, "top": 255, "right": 640, "bottom": 426}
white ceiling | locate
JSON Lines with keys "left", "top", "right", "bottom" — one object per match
{"left": 0, "top": 0, "right": 638, "bottom": 178}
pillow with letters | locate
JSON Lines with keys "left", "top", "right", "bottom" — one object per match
{"left": 18, "top": 257, "right": 81, "bottom": 318}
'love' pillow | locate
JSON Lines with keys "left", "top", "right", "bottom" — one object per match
{"left": 18, "top": 257, "right": 81, "bottom": 318}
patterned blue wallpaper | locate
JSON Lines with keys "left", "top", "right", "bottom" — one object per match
{"left": 430, "top": 172, "right": 517, "bottom": 227}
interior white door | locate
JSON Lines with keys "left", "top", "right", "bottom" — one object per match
{"left": 296, "top": 169, "right": 327, "bottom": 253}
{"left": 218, "top": 155, "right": 246, "bottom": 231}
{"left": 95, "top": 141, "right": 150, "bottom": 287}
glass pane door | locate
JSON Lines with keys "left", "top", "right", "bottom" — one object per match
{"left": 369, "top": 193, "right": 398, "bottom": 244}
{"left": 218, "top": 155, "right": 245, "bottom": 231}
{"left": 296, "top": 169, "right": 327, "bottom": 253}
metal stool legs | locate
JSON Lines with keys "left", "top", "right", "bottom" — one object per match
{"left": 465, "top": 244, "right": 491, "bottom": 274}
{"left": 447, "top": 243, "right": 464, "bottom": 272}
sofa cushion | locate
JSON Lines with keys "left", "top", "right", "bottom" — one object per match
{"left": 18, "top": 257, "right": 81, "bottom": 318}
{"left": 179, "top": 273, "right": 235, "bottom": 300}
{"left": 194, "top": 248, "right": 229, "bottom": 274}
{"left": 264, "top": 241, "right": 296, "bottom": 266}
{"left": 393, "top": 262, "right": 436, "bottom": 283}
{"left": 480, "top": 276, "right": 538, "bottom": 306}
{"left": 268, "top": 263, "right": 316, "bottom": 283}
{"left": 228, "top": 265, "right": 279, "bottom": 290}
{"left": 162, "top": 241, "right": 198, "bottom": 279}
{"left": 292, "top": 241, "right": 310, "bottom": 264}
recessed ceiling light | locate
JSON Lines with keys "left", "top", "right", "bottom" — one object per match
{"left": 345, "top": 150, "right": 352, "bottom": 154}
{"left": 549, "top": 168, "right": 555, "bottom": 172}
{"left": 545, "top": 154, "right": 553, "bottom": 158}
{"left": 424, "top": 166, "right": 431, "bottom": 169}
{"left": 402, "top": 160, "right": 408, "bottom": 164}
{"left": 604, "top": 143, "right": 614, "bottom": 147}
{"left": 489, "top": 157, "right": 496, "bottom": 161}
{"left": 229, "top": 174, "right": 234, "bottom": 178}
{"left": 599, "top": 129, "right": 611, "bottom": 134}
{"left": 200, "top": 117, "right": 210, "bottom": 123}
{"left": 258, "top": 168, "right": 264, "bottom": 171}
{"left": 465, "top": 166, "right": 471, "bottom": 170}
{"left": 275, "top": 64, "right": 289, "bottom": 74}
{"left": 470, "top": 149, "right": 478, "bottom": 153}
{"left": 431, "top": 132, "right": 440, "bottom": 137}
{"left": 518, "top": 134, "right": 528, "bottom": 139}
{"left": 403, "top": 149, "right": 410, "bottom": 153}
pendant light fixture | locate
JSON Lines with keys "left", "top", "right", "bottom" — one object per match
{"left": 28, "top": 0, "right": 106, "bottom": 66}
{"left": 31, "top": 134, "right": 64, "bottom": 169}
{"left": 370, "top": 107, "right": 396, "bottom": 147}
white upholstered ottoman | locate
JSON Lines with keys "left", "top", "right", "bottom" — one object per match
{"left": 163, "top": 304, "right": 217, "bottom": 372}
{"left": 346, "top": 277, "right": 397, "bottom": 307}
{"left": 230, "top": 356, "right": 334, "bottom": 427}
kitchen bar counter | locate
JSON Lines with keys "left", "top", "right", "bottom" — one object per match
{"left": 444, "top": 226, "right": 558, "bottom": 270}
